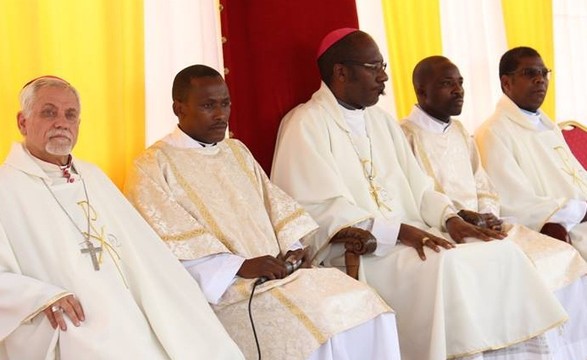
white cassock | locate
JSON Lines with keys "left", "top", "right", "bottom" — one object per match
{"left": 476, "top": 95, "right": 587, "bottom": 261}
{"left": 124, "top": 128, "right": 400, "bottom": 360}
{"left": 403, "top": 105, "right": 587, "bottom": 359}
{"left": 0, "top": 143, "right": 244, "bottom": 360}
{"left": 271, "top": 82, "right": 569, "bottom": 360}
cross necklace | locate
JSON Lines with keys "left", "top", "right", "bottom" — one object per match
{"left": 344, "top": 130, "right": 393, "bottom": 213}
{"left": 42, "top": 172, "right": 102, "bottom": 271}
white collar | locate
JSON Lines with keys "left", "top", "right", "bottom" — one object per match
{"left": 162, "top": 126, "right": 216, "bottom": 149}
{"left": 519, "top": 108, "right": 549, "bottom": 132}
{"left": 408, "top": 105, "right": 452, "bottom": 134}
{"left": 339, "top": 104, "right": 367, "bottom": 137}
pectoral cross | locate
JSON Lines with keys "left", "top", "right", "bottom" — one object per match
{"left": 81, "top": 241, "right": 102, "bottom": 271}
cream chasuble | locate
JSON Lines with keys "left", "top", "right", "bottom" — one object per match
{"left": 125, "top": 138, "right": 392, "bottom": 360}
{"left": 272, "top": 82, "right": 568, "bottom": 360}
{"left": 402, "top": 105, "right": 587, "bottom": 292}
{"left": 0, "top": 143, "right": 243, "bottom": 360}
{"left": 476, "top": 95, "right": 587, "bottom": 260}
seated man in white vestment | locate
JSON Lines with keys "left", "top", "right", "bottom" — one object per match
{"left": 475, "top": 47, "right": 587, "bottom": 261}
{"left": 123, "top": 64, "right": 400, "bottom": 360}
{"left": 0, "top": 76, "right": 244, "bottom": 359}
{"left": 401, "top": 55, "right": 587, "bottom": 359}
{"left": 271, "top": 28, "right": 569, "bottom": 360}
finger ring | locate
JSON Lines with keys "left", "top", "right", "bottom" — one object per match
{"left": 51, "top": 305, "right": 60, "bottom": 312}
{"left": 421, "top": 236, "right": 430, "bottom": 245}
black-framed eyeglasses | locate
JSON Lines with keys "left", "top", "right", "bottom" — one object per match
{"left": 342, "top": 60, "right": 387, "bottom": 72}
{"left": 507, "top": 67, "right": 552, "bottom": 80}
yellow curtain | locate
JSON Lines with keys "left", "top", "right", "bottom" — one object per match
{"left": 381, "top": 0, "right": 443, "bottom": 120}
{"left": 501, "top": 0, "right": 555, "bottom": 117}
{"left": 0, "top": 0, "right": 144, "bottom": 187}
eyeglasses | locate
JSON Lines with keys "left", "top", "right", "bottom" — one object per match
{"left": 342, "top": 60, "right": 387, "bottom": 72}
{"left": 507, "top": 67, "right": 552, "bottom": 80}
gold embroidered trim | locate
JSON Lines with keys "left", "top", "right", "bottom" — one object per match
{"left": 477, "top": 192, "right": 499, "bottom": 201}
{"left": 161, "top": 228, "right": 208, "bottom": 241}
{"left": 554, "top": 145, "right": 587, "bottom": 195}
{"left": 407, "top": 128, "right": 445, "bottom": 193}
{"left": 159, "top": 148, "right": 236, "bottom": 253}
{"left": 270, "top": 287, "right": 327, "bottom": 344}
{"left": 226, "top": 141, "right": 259, "bottom": 193}
{"left": 274, "top": 208, "right": 306, "bottom": 234}
{"left": 22, "top": 291, "right": 72, "bottom": 323}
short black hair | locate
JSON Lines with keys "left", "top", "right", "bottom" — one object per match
{"left": 172, "top": 65, "right": 222, "bottom": 102}
{"left": 499, "top": 47, "right": 541, "bottom": 77}
{"left": 317, "top": 31, "right": 366, "bottom": 85}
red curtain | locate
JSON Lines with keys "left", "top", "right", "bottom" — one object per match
{"left": 220, "top": 0, "right": 359, "bottom": 173}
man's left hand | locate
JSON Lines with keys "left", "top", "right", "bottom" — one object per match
{"left": 446, "top": 216, "right": 506, "bottom": 244}
{"left": 284, "top": 248, "right": 311, "bottom": 269}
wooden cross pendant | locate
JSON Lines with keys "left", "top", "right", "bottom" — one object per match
{"left": 81, "top": 242, "right": 102, "bottom": 271}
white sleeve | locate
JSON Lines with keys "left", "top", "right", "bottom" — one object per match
{"left": 354, "top": 217, "right": 400, "bottom": 257}
{"left": 548, "top": 199, "right": 587, "bottom": 231}
{"left": 182, "top": 253, "right": 245, "bottom": 305}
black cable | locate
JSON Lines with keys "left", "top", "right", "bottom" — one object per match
{"left": 248, "top": 280, "right": 262, "bottom": 360}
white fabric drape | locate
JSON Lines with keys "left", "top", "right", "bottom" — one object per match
{"left": 553, "top": 0, "right": 587, "bottom": 125}
{"left": 354, "top": 0, "right": 398, "bottom": 119}
{"left": 439, "top": 0, "right": 507, "bottom": 132}
{"left": 144, "top": 0, "right": 224, "bottom": 145}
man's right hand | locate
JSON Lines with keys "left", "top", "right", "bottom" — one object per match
{"left": 237, "top": 255, "right": 288, "bottom": 280}
{"left": 43, "top": 294, "right": 84, "bottom": 331}
{"left": 398, "top": 223, "right": 455, "bottom": 261}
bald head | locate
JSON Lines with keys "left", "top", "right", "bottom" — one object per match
{"left": 412, "top": 56, "right": 451, "bottom": 93}
{"left": 412, "top": 56, "right": 464, "bottom": 122}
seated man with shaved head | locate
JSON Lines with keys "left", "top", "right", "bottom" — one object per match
{"left": 402, "top": 55, "right": 587, "bottom": 359}
{"left": 272, "top": 28, "right": 569, "bottom": 360}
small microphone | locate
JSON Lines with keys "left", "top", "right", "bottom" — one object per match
{"left": 254, "top": 259, "right": 302, "bottom": 286}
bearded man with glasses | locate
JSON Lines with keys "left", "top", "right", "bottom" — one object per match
{"left": 476, "top": 47, "right": 587, "bottom": 266}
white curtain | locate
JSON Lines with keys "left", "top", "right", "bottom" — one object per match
{"left": 553, "top": 0, "right": 587, "bottom": 125}
{"left": 439, "top": 0, "right": 507, "bottom": 133}
{"left": 144, "top": 0, "right": 224, "bottom": 145}
{"left": 356, "top": 0, "right": 398, "bottom": 119}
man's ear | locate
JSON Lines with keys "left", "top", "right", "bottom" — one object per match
{"left": 500, "top": 75, "right": 512, "bottom": 95}
{"left": 16, "top": 112, "right": 27, "bottom": 136}
{"left": 172, "top": 100, "right": 182, "bottom": 117}
{"left": 415, "top": 85, "right": 426, "bottom": 101}
{"left": 332, "top": 63, "right": 348, "bottom": 83}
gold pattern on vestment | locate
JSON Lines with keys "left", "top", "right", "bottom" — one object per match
{"left": 554, "top": 145, "right": 587, "bottom": 195}
{"left": 159, "top": 148, "right": 236, "bottom": 253}
{"left": 226, "top": 141, "right": 259, "bottom": 194}
{"left": 161, "top": 228, "right": 207, "bottom": 241}
{"left": 274, "top": 208, "right": 306, "bottom": 234}
{"left": 270, "top": 287, "right": 327, "bottom": 344}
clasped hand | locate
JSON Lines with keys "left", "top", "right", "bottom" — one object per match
{"left": 237, "top": 248, "right": 309, "bottom": 281}
{"left": 447, "top": 215, "right": 506, "bottom": 243}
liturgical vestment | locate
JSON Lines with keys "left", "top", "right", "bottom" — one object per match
{"left": 0, "top": 143, "right": 243, "bottom": 360}
{"left": 271, "top": 82, "right": 568, "bottom": 360}
{"left": 125, "top": 136, "right": 396, "bottom": 360}
{"left": 476, "top": 95, "right": 587, "bottom": 260}
{"left": 403, "top": 105, "right": 587, "bottom": 358}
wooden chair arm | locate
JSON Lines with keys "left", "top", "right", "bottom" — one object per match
{"left": 330, "top": 227, "right": 377, "bottom": 279}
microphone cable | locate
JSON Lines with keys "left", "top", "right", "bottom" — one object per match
{"left": 247, "top": 258, "right": 302, "bottom": 360}
{"left": 248, "top": 279, "right": 263, "bottom": 360}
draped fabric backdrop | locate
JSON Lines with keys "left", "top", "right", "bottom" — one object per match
{"left": 1, "top": 0, "right": 586, "bottom": 184}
